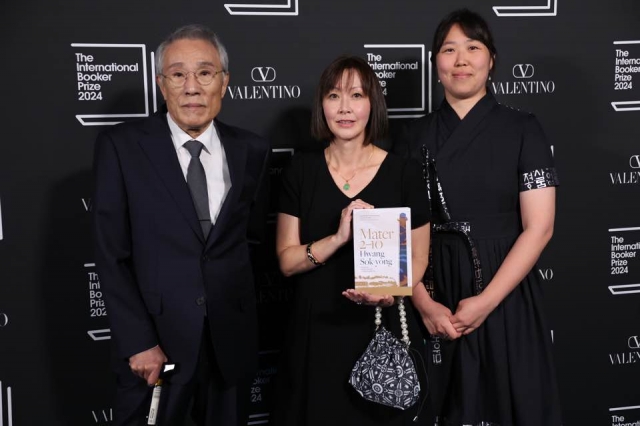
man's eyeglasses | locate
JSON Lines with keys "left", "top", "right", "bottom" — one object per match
{"left": 160, "top": 69, "right": 226, "bottom": 87}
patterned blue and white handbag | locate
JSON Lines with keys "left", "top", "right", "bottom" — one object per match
{"left": 348, "top": 298, "right": 422, "bottom": 410}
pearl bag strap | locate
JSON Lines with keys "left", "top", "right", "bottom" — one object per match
{"left": 375, "top": 297, "right": 410, "bottom": 346}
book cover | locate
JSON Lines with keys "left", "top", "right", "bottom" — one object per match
{"left": 353, "top": 207, "right": 412, "bottom": 296}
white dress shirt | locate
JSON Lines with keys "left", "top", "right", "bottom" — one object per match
{"left": 167, "top": 114, "right": 232, "bottom": 224}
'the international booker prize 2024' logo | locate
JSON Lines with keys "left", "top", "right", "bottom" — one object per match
{"left": 71, "top": 44, "right": 151, "bottom": 126}
{"left": 364, "top": 44, "right": 427, "bottom": 118}
{"left": 611, "top": 41, "right": 640, "bottom": 112}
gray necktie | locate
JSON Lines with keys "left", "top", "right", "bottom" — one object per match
{"left": 184, "top": 140, "right": 212, "bottom": 238}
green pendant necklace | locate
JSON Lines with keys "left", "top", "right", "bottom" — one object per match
{"left": 328, "top": 146, "right": 375, "bottom": 191}
{"left": 331, "top": 168, "right": 358, "bottom": 190}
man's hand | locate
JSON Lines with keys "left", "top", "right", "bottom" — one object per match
{"left": 129, "top": 345, "right": 168, "bottom": 386}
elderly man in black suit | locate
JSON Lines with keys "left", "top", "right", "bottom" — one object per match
{"left": 93, "top": 24, "right": 270, "bottom": 425}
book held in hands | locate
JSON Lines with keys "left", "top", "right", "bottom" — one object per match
{"left": 353, "top": 207, "right": 412, "bottom": 296}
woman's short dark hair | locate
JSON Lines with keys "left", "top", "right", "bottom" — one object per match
{"left": 431, "top": 9, "right": 497, "bottom": 75}
{"left": 311, "top": 55, "right": 388, "bottom": 145}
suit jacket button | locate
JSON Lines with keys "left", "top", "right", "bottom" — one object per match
{"left": 196, "top": 296, "right": 206, "bottom": 306}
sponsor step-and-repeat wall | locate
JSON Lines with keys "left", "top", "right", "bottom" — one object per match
{"left": 1, "top": 0, "right": 639, "bottom": 424}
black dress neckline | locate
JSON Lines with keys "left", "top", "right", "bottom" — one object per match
{"left": 321, "top": 148, "right": 391, "bottom": 200}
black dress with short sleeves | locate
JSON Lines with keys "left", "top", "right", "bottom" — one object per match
{"left": 397, "top": 92, "right": 562, "bottom": 426}
{"left": 273, "top": 151, "right": 431, "bottom": 426}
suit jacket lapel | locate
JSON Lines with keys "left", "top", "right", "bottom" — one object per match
{"left": 138, "top": 112, "right": 205, "bottom": 244}
{"left": 205, "top": 120, "right": 247, "bottom": 250}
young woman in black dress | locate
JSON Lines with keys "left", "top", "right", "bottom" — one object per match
{"left": 398, "top": 9, "right": 563, "bottom": 426}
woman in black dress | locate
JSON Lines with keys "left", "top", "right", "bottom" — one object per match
{"left": 398, "top": 9, "right": 563, "bottom": 426}
{"left": 273, "top": 56, "right": 432, "bottom": 425}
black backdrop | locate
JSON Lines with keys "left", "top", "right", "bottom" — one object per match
{"left": 1, "top": 0, "right": 640, "bottom": 424}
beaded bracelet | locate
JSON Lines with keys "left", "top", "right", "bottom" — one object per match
{"left": 306, "top": 242, "right": 324, "bottom": 266}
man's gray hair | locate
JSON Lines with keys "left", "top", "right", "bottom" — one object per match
{"left": 155, "top": 24, "right": 229, "bottom": 75}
